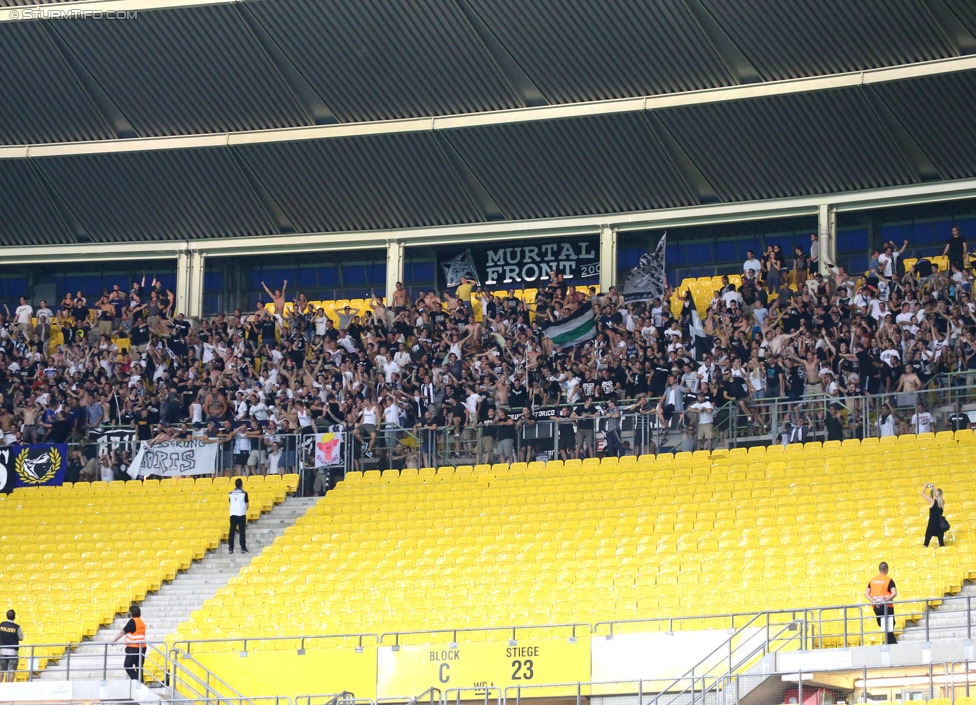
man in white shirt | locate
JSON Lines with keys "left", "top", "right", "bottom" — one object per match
{"left": 877, "top": 246, "right": 894, "bottom": 278}
{"left": 742, "top": 251, "right": 762, "bottom": 279}
{"left": 650, "top": 300, "right": 666, "bottom": 328}
{"left": 228, "top": 478, "right": 249, "bottom": 554}
{"left": 393, "top": 344, "right": 412, "bottom": 369}
{"left": 249, "top": 398, "right": 270, "bottom": 425}
{"left": 895, "top": 303, "right": 919, "bottom": 335}
{"left": 313, "top": 309, "right": 330, "bottom": 337}
{"left": 382, "top": 358, "right": 401, "bottom": 384}
{"left": 910, "top": 403, "right": 933, "bottom": 434}
{"left": 687, "top": 392, "right": 714, "bottom": 450}
{"left": 562, "top": 372, "right": 581, "bottom": 405}
{"left": 721, "top": 287, "right": 744, "bottom": 309}
{"left": 12, "top": 298, "right": 32, "bottom": 338}
{"left": 35, "top": 300, "right": 54, "bottom": 341}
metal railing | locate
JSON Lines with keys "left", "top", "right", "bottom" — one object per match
{"left": 295, "top": 693, "right": 357, "bottom": 705}
{"left": 444, "top": 687, "right": 501, "bottom": 705}
{"left": 503, "top": 676, "right": 723, "bottom": 705}
{"left": 718, "top": 377, "right": 976, "bottom": 447}
{"left": 4, "top": 639, "right": 170, "bottom": 684}
{"left": 174, "top": 633, "right": 380, "bottom": 656}
{"left": 168, "top": 592, "right": 976, "bottom": 661}
{"left": 0, "top": 636, "right": 285, "bottom": 705}
{"left": 33, "top": 375, "right": 976, "bottom": 483}
{"left": 21, "top": 701, "right": 292, "bottom": 705}
{"left": 466, "top": 659, "right": 976, "bottom": 705}
{"left": 166, "top": 645, "right": 269, "bottom": 704}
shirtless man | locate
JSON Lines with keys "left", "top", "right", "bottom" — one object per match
{"left": 391, "top": 282, "right": 409, "bottom": 311}
{"left": 0, "top": 407, "right": 16, "bottom": 444}
{"left": 21, "top": 399, "right": 40, "bottom": 444}
{"left": 760, "top": 320, "right": 801, "bottom": 356}
{"left": 798, "top": 350, "right": 822, "bottom": 397}
{"left": 260, "top": 280, "right": 288, "bottom": 317}
{"left": 896, "top": 363, "right": 923, "bottom": 408}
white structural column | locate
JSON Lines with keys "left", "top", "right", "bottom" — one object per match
{"left": 186, "top": 251, "right": 205, "bottom": 319}
{"left": 175, "top": 250, "right": 191, "bottom": 317}
{"left": 599, "top": 225, "right": 617, "bottom": 292}
{"left": 386, "top": 240, "right": 404, "bottom": 301}
{"left": 818, "top": 203, "right": 837, "bottom": 275}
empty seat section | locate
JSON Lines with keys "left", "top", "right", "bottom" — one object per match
{"left": 0, "top": 476, "right": 296, "bottom": 678}
{"left": 169, "top": 441, "right": 975, "bottom": 652}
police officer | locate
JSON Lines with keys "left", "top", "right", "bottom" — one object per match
{"left": 112, "top": 605, "right": 147, "bottom": 681}
{"left": 0, "top": 609, "right": 23, "bottom": 682}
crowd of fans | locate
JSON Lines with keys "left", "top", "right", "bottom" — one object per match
{"left": 0, "top": 226, "right": 973, "bottom": 480}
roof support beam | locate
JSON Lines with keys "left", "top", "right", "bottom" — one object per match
{"left": 923, "top": 0, "right": 976, "bottom": 55}
{"left": 4, "top": 177, "right": 975, "bottom": 264}
{"left": 4, "top": 55, "right": 975, "bottom": 159}
{"left": 681, "top": 0, "right": 762, "bottom": 84}
{"left": 42, "top": 23, "right": 137, "bottom": 139}
{"left": 451, "top": 0, "right": 549, "bottom": 107}
{"left": 861, "top": 88, "right": 942, "bottom": 182}
{"left": 433, "top": 133, "right": 505, "bottom": 221}
{"left": 641, "top": 112, "right": 720, "bottom": 205}
{"left": 235, "top": 2, "right": 340, "bottom": 125}
{"left": 227, "top": 149, "right": 295, "bottom": 234}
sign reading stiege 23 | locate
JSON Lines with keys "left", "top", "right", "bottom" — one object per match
{"left": 0, "top": 444, "right": 68, "bottom": 492}
{"left": 439, "top": 237, "right": 600, "bottom": 289}
{"left": 376, "top": 638, "right": 590, "bottom": 698}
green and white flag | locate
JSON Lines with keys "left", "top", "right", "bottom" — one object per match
{"left": 543, "top": 304, "right": 597, "bottom": 349}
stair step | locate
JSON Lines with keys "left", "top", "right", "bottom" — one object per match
{"left": 38, "top": 495, "right": 317, "bottom": 682}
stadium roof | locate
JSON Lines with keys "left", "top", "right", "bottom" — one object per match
{"left": 2, "top": 0, "right": 976, "bottom": 249}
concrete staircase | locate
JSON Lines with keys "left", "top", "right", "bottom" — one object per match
{"left": 38, "top": 495, "right": 319, "bottom": 682}
{"left": 899, "top": 580, "right": 976, "bottom": 642}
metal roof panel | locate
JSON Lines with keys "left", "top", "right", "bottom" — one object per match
{"left": 872, "top": 71, "right": 976, "bottom": 182}
{"left": 698, "top": 0, "right": 956, "bottom": 81}
{"left": 466, "top": 0, "right": 737, "bottom": 103}
{"left": 236, "top": 133, "right": 485, "bottom": 232}
{"left": 0, "top": 23, "right": 115, "bottom": 144}
{"left": 33, "top": 149, "right": 278, "bottom": 242}
{"left": 445, "top": 113, "right": 699, "bottom": 220}
{"left": 245, "top": 0, "right": 522, "bottom": 122}
{"left": 0, "top": 161, "right": 73, "bottom": 246}
{"left": 49, "top": 5, "right": 311, "bottom": 137}
{"left": 657, "top": 88, "right": 920, "bottom": 202}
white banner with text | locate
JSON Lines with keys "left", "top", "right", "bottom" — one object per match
{"left": 128, "top": 440, "right": 218, "bottom": 478}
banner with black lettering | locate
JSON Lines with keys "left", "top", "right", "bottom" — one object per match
{"left": 128, "top": 440, "right": 218, "bottom": 477}
{"left": 438, "top": 237, "right": 600, "bottom": 291}
{"left": 0, "top": 444, "right": 68, "bottom": 492}
{"left": 87, "top": 428, "right": 137, "bottom": 459}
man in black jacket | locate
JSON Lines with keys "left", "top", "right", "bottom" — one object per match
{"left": 0, "top": 609, "right": 23, "bottom": 683}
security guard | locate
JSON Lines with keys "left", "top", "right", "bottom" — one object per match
{"left": 864, "top": 562, "right": 898, "bottom": 644}
{"left": 0, "top": 610, "right": 23, "bottom": 682}
{"left": 113, "top": 605, "right": 147, "bottom": 681}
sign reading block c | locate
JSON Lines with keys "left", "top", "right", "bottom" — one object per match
{"left": 376, "top": 638, "right": 590, "bottom": 698}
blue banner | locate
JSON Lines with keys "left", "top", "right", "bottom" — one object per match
{"left": 0, "top": 444, "right": 68, "bottom": 492}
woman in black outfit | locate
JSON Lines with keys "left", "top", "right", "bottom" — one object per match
{"left": 921, "top": 483, "right": 946, "bottom": 547}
